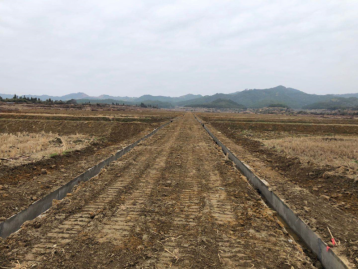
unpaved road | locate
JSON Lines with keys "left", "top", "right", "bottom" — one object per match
{"left": 1, "top": 113, "right": 314, "bottom": 268}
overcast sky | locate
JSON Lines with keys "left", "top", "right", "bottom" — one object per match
{"left": 0, "top": 0, "right": 357, "bottom": 97}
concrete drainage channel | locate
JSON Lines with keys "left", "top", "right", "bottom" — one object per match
{"left": 0, "top": 118, "right": 176, "bottom": 239}
{"left": 194, "top": 115, "right": 349, "bottom": 269}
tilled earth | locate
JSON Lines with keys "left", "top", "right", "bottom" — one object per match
{"left": 1, "top": 114, "right": 314, "bottom": 268}
{"left": 0, "top": 119, "right": 162, "bottom": 220}
{"left": 200, "top": 117, "right": 358, "bottom": 267}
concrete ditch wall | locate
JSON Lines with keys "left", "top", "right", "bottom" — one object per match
{"left": 194, "top": 116, "right": 349, "bottom": 269}
{"left": 0, "top": 119, "right": 175, "bottom": 239}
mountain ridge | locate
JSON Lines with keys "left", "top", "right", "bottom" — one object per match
{"left": 1, "top": 86, "right": 357, "bottom": 109}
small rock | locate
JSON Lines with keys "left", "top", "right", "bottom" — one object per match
{"left": 41, "top": 169, "right": 48, "bottom": 175}
{"left": 321, "top": 195, "right": 330, "bottom": 200}
{"left": 312, "top": 187, "right": 318, "bottom": 191}
{"left": 31, "top": 196, "right": 37, "bottom": 201}
{"left": 322, "top": 172, "right": 330, "bottom": 179}
{"left": 51, "top": 165, "right": 56, "bottom": 169}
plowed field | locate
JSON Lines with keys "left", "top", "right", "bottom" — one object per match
{"left": 0, "top": 113, "right": 314, "bottom": 268}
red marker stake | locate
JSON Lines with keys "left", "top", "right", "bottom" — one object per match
{"left": 327, "top": 227, "right": 336, "bottom": 246}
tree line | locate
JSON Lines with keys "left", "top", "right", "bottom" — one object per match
{"left": 0, "top": 94, "right": 77, "bottom": 104}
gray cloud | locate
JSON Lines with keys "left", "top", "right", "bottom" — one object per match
{"left": 0, "top": 0, "right": 357, "bottom": 96}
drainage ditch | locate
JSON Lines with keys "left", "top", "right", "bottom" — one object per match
{"left": 194, "top": 115, "right": 349, "bottom": 269}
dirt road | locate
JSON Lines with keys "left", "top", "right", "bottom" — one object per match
{"left": 1, "top": 113, "right": 314, "bottom": 268}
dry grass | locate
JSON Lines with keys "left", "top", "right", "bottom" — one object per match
{"left": 262, "top": 136, "right": 358, "bottom": 170}
{"left": 0, "top": 132, "right": 93, "bottom": 166}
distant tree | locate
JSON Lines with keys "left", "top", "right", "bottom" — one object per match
{"left": 140, "top": 102, "right": 147, "bottom": 108}
{"left": 66, "top": 99, "right": 77, "bottom": 104}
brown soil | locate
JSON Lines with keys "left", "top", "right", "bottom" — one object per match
{"left": 200, "top": 116, "right": 358, "bottom": 267}
{"left": 0, "top": 113, "right": 167, "bottom": 123}
{"left": 0, "top": 113, "right": 314, "bottom": 268}
{"left": 200, "top": 113, "right": 358, "bottom": 125}
{"left": 207, "top": 121, "right": 358, "bottom": 217}
{"left": 208, "top": 120, "right": 358, "bottom": 135}
{"left": 0, "top": 121, "right": 160, "bottom": 220}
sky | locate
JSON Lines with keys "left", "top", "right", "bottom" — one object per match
{"left": 0, "top": 0, "right": 357, "bottom": 97}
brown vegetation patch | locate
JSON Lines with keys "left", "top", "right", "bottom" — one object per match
{"left": 261, "top": 136, "right": 358, "bottom": 175}
{"left": 209, "top": 121, "right": 358, "bottom": 217}
{"left": 0, "top": 132, "right": 92, "bottom": 167}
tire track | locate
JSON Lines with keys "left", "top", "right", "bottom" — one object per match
{"left": 194, "top": 114, "right": 311, "bottom": 268}
{"left": 94, "top": 121, "right": 183, "bottom": 246}
{"left": 5, "top": 113, "right": 314, "bottom": 268}
{"left": 15, "top": 118, "right": 184, "bottom": 267}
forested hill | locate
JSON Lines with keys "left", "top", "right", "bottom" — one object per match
{"left": 1, "top": 86, "right": 357, "bottom": 109}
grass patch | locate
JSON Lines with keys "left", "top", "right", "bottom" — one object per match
{"left": 63, "top": 150, "right": 72, "bottom": 156}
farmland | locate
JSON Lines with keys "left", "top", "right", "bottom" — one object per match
{"left": 0, "top": 105, "right": 316, "bottom": 268}
{"left": 1, "top": 105, "right": 357, "bottom": 268}
{"left": 198, "top": 112, "right": 358, "bottom": 267}
{"left": 0, "top": 104, "right": 180, "bottom": 221}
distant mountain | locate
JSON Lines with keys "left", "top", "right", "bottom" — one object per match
{"left": 303, "top": 97, "right": 358, "bottom": 110}
{"left": 60, "top": 92, "right": 90, "bottom": 100}
{"left": 1, "top": 86, "right": 357, "bottom": 109}
{"left": 0, "top": 92, "right": 201, "bottom": 104}
{"left": 135, "top": 94, "right": 202, "bottom": 104}
{"left": 336, "top": 93, "right": 358, "bottom": 98}
{"left": 76, "top": 98, "right": 174, "bottom": 108}
{"left": 186, "top": 99, "right": 245, "bottom": 109}
{"left": 0, "top": 92, "right": 90, "bottom": 101}
{"left": 0, "top": 93, "right": 13, "bottom": 99}
{"left": 77, "top": 99, "right": 134, "bottom": 105}
{"left": 179, "top": 86, "right": 336, "bottom": 109}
